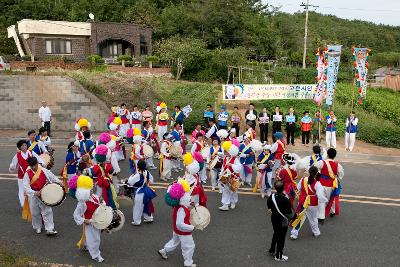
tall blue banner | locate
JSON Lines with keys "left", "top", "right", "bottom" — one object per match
{"left": 325, "top": 45, "right": 342, "bottom": 106}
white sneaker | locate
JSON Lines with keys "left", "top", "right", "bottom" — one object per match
{"left": 274, "top": 255, "right": 288, "bottom": 261}
{"left": 158, "top": 249, "right": 168, "bottom": 259}
{"left": 219, "top": 205, "right": 229, "bottom": 211}
{"left": 131, "top": 221, "right": 141, "bottom": 226}
{"left": 46, "top": 229, "right": 58, "bottom": 236}
{"left": 185, "top": 264, "right": 197, "bottom": 267}
{"left": 95, "top": 256, "right": 104, "bottom": 262}
{"left": 144, "top": 218, "right": 154, "bottom": 223}
{"left": 35, "top": 228, "right": 42, "bottom": 234}
{"left": 230, "top": 204, "right": 236, "bottom": 209}
{"left": 261, "top": 193, "right": 265, "bottom": 199}
{"left": 218, "top": 189, "right": 222, "bottom": 194}
{"left": 149, "top": 166, "right": 157, "bottom": 170}
{"left": 211, "top": 186, "right": 215, "bottom": 191}
{"left": 290, "top": 234, "right": 297, "bottom": 240}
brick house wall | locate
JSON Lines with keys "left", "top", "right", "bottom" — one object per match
{"left": 90, "top": 22, "right": 152, "bottom": 60}
{"left": 26, "top": 36, "right": 90, "bottom": 62}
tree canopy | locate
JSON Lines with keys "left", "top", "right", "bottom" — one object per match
{"left": 1, "top": 0, "right": 400, "bottom": 60}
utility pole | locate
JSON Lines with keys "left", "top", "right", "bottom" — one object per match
{"left": 301, "top": 1, "right": 318, "bottom": 69}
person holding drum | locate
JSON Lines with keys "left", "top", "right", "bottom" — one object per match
{"left": 191, "top": 133, "right": 207, "bottom": 184}
{"left": 239, "top": 133, "right": 256, "bottom": 187}
{"left": 79, "top": 130, "right": 95, "bottom": 169}
{"left": 254, "top": 145, "right": 275, "bottom": 198}
{"left": 73, "top": 175, "right": 105, "bottom": 263}
{"left": 171, "top": 105, "right": 186, "bottom": 133}
{"left": 27, "top": 129, "right": 48, "bottom": 155}
{"left": 159, "top": 181, "right": 197, "bottom": 267}
{"left": 64, "top": 141, "right": 81, "bottom": 179}
{"left": 142, "top": 121, "right": 157, "bottom": 170}
{"left": 130, "top": 105, "right": 142, "bottom": 131}
{"left": 37, "top": 127, "right": 51, "bottom": 149}
{"left": 156, "top": 102, "right": 169, "bottom": 142}
{"left": 171, "top": 123, "right": 184, "bottom": 173}
{"left": 9, "top": 140, "right": 44, "bottom": 207}
{"left": 208, "top": 138, "right": 224, "bottom": 192}
{"left": 219, "top": 140, "right": 242, "bottom": 211}
{"left": 75, "top": 118, "right": 91, "bottom": 142}
{"left": 160, "top": 133, "right": 173, "bottom": 182}
{"left": 127, "top": 160, "right": 156, "bottom": 226}
{"left": 23, "top": 157, "right": 61, "bottom": 235}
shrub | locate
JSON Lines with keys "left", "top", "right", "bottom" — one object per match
{"left": 62, "top": 56, "right": 75, "bottom": 63}
{"left": 124, "top": 61, "right": 134, "bottom": 67}
{"left": 147, "top": 55, "right": 160, "bottom": 63}
{"left": 21, "top": 55, "right": 34, "bottom": 61}
{"left": 117, "top": 55, "right": 133, "bottom": 63}
{"left": 87, "top": 55, "right": 103, "bottom": 64}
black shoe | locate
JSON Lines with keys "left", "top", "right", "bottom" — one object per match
{"left": 268, "top": 249, "right": 275, "bottom": 256}
{"left": 330, "top": 213, "right": 335, "bottom": 218}
{"left": 318, "top": 219, "right": 325, "bottom": 225}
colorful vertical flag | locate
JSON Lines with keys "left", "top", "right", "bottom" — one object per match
{"left": 313, "top": 47, "right": 327, "bottom": 105}
{"left": 325, "top": 45, "right": 342, "bottom": 106}
{"left": 352, "top": 47, "right": 370, "bottom": 105}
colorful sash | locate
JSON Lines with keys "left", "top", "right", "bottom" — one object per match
{"left": 28, "top": 141, "right": 38, "bottom": 152}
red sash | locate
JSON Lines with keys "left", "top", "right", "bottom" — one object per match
{"left": 26, "top": 168, "right": 47, "bottom": 191}
{"left": 17, "top": 151, "right": 31, "bottom": 179}
{"left": 84, "top": 195, "right": 100, "bottom": 219}
{"left": 173, "top": 205, "right": 192, "bottom": 235}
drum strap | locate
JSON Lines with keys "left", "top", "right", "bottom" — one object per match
{"left": 211, "top": 146, "right": 220, "bottom": 160}
{"left": 30, "top": 165, "right": 44, "bottom": 185}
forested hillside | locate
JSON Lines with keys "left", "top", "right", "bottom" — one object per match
{"left": 1, "top": 0, "right": 400, "bottom": 60}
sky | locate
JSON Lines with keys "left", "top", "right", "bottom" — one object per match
{"left": 263, "top": 0, "right": 400, "bottom": 26}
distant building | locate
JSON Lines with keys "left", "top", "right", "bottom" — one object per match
{"left": 372, "top": 67, "right": 400, "bottom": 91}
{"left": 7, "top": 19, "right": 152, "bottom": 62}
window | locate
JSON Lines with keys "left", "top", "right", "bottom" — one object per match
{"left": 140, "top": 35, "right": 148, "bottom": 55}
{"left": 45, "top": 39, "right": 72, "bottom": 54}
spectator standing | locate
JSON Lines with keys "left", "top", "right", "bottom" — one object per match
{"left": 230, "top": 106, "right": 242, "bottom": 135}
{"left": 285, "top": 108, "right": 296, "bottom": 146}
{"left": 217, "top": 105, "right": 229, "bottom": 130}
{"left": 313, "top": 110, "right": 323, "bottom": 144}
{"left": 345, "top": 111, "right": 358, "bottom": 152}
{"left": 259, "top": 107, "right": 270, "bottom": 144}
{"left": 203, "top": 104, "right": 215, "bottom": 130}
{"left": 300, "top": 111, "right": 313, "bottom": 146}
{"left": 38, "top": 101, "right": 52, "bottom": 136}
{"left": 325, "top": 110, "right": 337, "bottom": 148}
{"left": 272, "top": 106, "right": 283, "bottom": 143}
{"left": 267, "top": 180, "right": 294, "bottom": 262}
{"left": 245, "top": 103, "right": 257, "bottom": 129}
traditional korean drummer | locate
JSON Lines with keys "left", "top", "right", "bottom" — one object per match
{"left": 22, "top": 157, "right": 61, "bottom": 236}
{"left": 73, "top": 175, "right": 105, "bottom": 263}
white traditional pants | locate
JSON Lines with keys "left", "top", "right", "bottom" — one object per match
{"left": 241, "top": 164, "right": 253, "bottom": 184}
{"left": 258, "top": 171, "right": 273, "bottom": 195}
{"left": 172, "top": 159, "right": 181, "bottom": 170}
{"left": 290, "top": 205, "right": 320, "bottom": 238}
{"left": 199, "top": 167, "right": 207, "bottom": 183}
{"left": 119, "top": 123, "right": 130, "bottom": 138}
{"left": 318, "top": 186, "right": 333, "bottom": 220}
{"left": 28, "top": 196, "right": 55, "bottom": 231}
{"left": 85, "top": 224, "right": 101, "bottom": 260}
{"left": 345, "top": 132, "right": 356, "bottom": 151}
{"left": 161, "top": 158, "right": 172, "bottom": 179}
{"left": 221, "top": 184, "right": 238, "bottom": 206}
{"left": 132, "top": 192, "right": 153, "bottom": 224}
{"left": 18, "top": 179, "right": 24, "bottom": 207}
{"left": 272, "top": 160, "right": 282, "bottom": 180}
{"left": 210, "top": 169, "right": 220, "bottom": 187}
{"left": 164, "top": 232, "right": 195, "bottom": 267}
{"left": 158, "top": 126, "right": 168, "bottom": 141}
{"left": 146, "top": 157, "right": 156, "bottom": 168}
{"left": 326, "top": 131, "right": 337, "bottom": 148}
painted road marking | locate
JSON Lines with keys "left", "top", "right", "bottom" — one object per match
{"left": 1, "top": 176, "right": 398, "bottom": 207}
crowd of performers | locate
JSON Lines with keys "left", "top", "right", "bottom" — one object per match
{"left": 8, "top": 101, "right": 344, "bottom": 265}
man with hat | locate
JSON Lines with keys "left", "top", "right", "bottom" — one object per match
{"left": 23, "top": 157, "right": 61, "bottom": 235}
{"left": 9, "top": 140, "right": 44, "bottom": 207}
{"left": 217, "top": 105, "right": 229, "bottom": 130}
{"left": 278, "top": 153, "right": 298, "bottom": 208}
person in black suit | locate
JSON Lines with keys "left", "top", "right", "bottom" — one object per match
{"left": 272, "top": 106, "right": 283, "bottom": 142}
{"left": 285, "top": 107, "right": 296, "bottom": 146}
{"left": 258, "top": 107, "right": 270, "bottom": 143}
{"left": 245, "top": 103, "right": 257, "bottom": 130}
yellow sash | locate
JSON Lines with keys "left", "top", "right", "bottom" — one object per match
{"left": 28, "top": 141, "right": 38, "bottom": 151}
{"left": 291, "top": 177, "right": 310, "bottom": 228}
{"left": 311, "top": 154, "right": 317, "bottom": 165}
{"left": 211, "top": 146, "right": 220, "bottom": 160}
{"left": 174, "top": 111, "right": 182, "bottom": 120}
{"left": 324, "top": 160, "right": 338, "bottom": 188}
{"left": 22, "top": 166, "right": 43, "bottom": 222}
{"left": 253, "top": 153, "right": 270, "bottom": 192}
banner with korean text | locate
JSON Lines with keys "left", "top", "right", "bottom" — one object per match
{"left": 223, "top": 84, "right": 317, "bottom": 100}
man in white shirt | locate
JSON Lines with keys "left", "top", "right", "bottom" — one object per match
{"left": 38, "top": 101, "right": 52, "bottom": 137}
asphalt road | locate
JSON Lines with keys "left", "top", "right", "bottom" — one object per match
{"left": 0, "top": 144, "right": 400, "bottom": 267}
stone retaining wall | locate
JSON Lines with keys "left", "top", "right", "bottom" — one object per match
{"left": 0, "top": 75, "right": 109, "bottom": 131}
